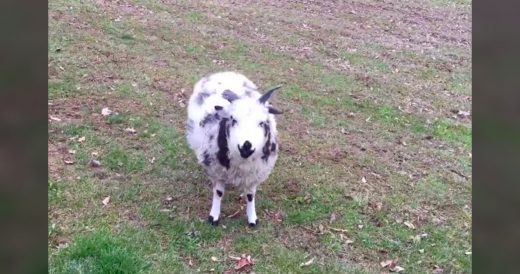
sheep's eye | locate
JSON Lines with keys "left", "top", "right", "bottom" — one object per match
{"left": 231, "top": 118, "right": 237, "bottom": 126}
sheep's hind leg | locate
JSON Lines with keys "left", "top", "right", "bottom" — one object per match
{"left": 208, "top": 182, "right": 224, "bottom": 226}
{"left": 246, "top": 188, "right": 259, "bottom": 227}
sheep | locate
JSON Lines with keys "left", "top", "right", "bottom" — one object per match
{"left": 186, "top": 71, "right": 282, "bottom": 227}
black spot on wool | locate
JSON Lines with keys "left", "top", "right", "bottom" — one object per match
{"left": 222, "top": 89, "right": 239, "bottom": 102}
{"left": 247, "top": 194, "right": 253, "bottom": 202}
{"left": 216, "top": 190, "right": 223, "bottom": 197}
{"left": 271, "top": 143, "right": 276, "bottom": 152}
{"left": 261, "top": 123, "right": 272, "bottom": 162}
{"left": 200, "top": 113, "right": 219, "bottom": 127}
{"left": 217, "top": 118, "right": 230, "bottom": 169}
{"left": 202, "top": 151, "right": 211, "bottom": 166}
{"left": 197, "top": 92, "right": 210, "bottom": 105}
{"left": 262, "top": 122, "right": 270, "bottom": 137}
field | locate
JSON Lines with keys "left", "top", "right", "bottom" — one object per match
{"left": 48, "top": 0, "right": 472, "bottom": 273}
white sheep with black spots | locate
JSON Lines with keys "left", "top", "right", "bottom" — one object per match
{"left": 186, "top": 71, "right": 282, "bottom": 227}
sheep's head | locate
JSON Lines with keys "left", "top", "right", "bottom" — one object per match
{"left": 216, "top": 86, "right": 282, "bottom": 161}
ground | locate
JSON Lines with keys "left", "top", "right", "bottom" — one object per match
{"left": 48, "top": 0, "right": 472, "bottom": 273}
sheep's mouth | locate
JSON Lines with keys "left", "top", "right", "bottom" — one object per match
{"left": 238, "top": 145, "right": 255, "bottom": 159}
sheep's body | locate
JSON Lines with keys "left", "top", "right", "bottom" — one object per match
{"left": 186, "top": 71, "right": 280, "bottom": 226}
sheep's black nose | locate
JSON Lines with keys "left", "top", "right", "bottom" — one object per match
{"left": 238, "top": 141, "right": 255, "bottom": 158}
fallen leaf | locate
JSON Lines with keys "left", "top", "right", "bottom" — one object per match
{"left": 380, "top": 260, "right": 395, "bottom": 268}
{"left": 404, "top": 221, "right": 415, "bottom": 229}
{"left": 91, "top": 151, "right": 99, "bottom": 157}
{"left": 433, "top": 265, "right": 444, "bottom": 273}
{"left": 300, "top": 257, "right": 315, "bottom": 267}
{"left": 358, "top": 224, "right": 364, "bottom": 229}
{"left": 102, "top": 196, "right": 111, "bottom": 206}
{"left": 64, "top": 159, "right": 75, "bottom": 165}
{"left": 49, "top": 115, "right": 62, "bottom": 122}
{"left": 211, "top": 256, "right": 218, "bottom": 262}
{"left": 465, "top": 251, "right": 472, "bottom": 255}
{"left": 454, "top": 110, "right": 471, "bottom": 118}
{"left": 90, "top": 159, "right": 101, "bottom": 167}
{"left": 149, "top": 157, "right": 155, "bottom": 164}
{"left": 78, "top": 136, "right": 86, "bottom": 142}
{"left": 234, "top": 254, "right": 253, "bottom": 271}
{"left": 101, "top": 107, "right": 113, "bottom": 116}
{"left": 125, "top": 127, "right": 137, "bottom": 134}
{"left": 68, "top": 149, "right": 76, "bottom": 154}
{"left": 361, "top": 176, "right": 367, "bottom": 183}
{"left": 228, "top": 255, "right": 241, "bottom": 260}
{"left": 318, "top": 224, "right": 325, "bottom": 234}
{"left": 390, "top": 265, "right": 405, "bottom": 272}
{"left": 419, "top": 249, "right": 424, "bottom": 253}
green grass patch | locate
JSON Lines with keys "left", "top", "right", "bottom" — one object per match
{"left": 49, "top": 179, "right": 63, "bottom": 205}
{"left": 339, "top": 51, "right": 391, "bottom": 73}
{"left": 103, "top": 144, "right": 146, "bottom": 174}
{"left": 185, "top": 11, "right": 205, "bottom": 23}
{"left": 51, "top": 229, "right": 146, "bottom": 274}
{"left": 49, "top": 74, "right": 77, "bottom": 99}
{"left": 433, "top": 119, "right": 472, "bottom": 147}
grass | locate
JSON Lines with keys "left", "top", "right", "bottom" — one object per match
{"left": 51, "top": 229, "right": 147, "bottom": 274}
{"left": 48, "top": 0, "right": 472, "bottom": 273}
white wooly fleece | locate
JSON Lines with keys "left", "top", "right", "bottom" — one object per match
{"left": 186, "top": 71, "right": 281, "bottom": 224}
{"left": 186, "top": 71, "right": 279, "bottom": 193}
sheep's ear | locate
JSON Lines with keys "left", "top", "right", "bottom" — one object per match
{"left": 268, "top": 106, "right": 283, "bottom": 115}
{"left": 259, "top": 85, "right": 282, "bottom": 104}
{"left": 214, "top": 105, "right": 223, "bottom": 111}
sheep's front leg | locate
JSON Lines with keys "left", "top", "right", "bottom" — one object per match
{"left": 246, "top": 187, "right": 259, "bottom": 227}
{"left": 208, "top": 182, "right": 224, "bottom": 226}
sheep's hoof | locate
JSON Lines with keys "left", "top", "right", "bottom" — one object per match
{"left": 208, "top": 215, "right": 219, "bottom": 226}
{"left": 248, "top": 219, "right": 259, "bottom": 228}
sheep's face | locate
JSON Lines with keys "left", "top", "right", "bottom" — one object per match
{"left": 225, "top": 98, "right": 273, "bottom": 160}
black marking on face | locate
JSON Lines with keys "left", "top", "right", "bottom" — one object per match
{"left": 216, "top": 190, "right": 223, "bottom": 197}
{"left": 262, "top": 121, "right": 270, "bottom": 137}
{"left": 217, "top": 118, "right": 230, "bottom": 169}
{"left": 214, "top": 105, "right": 223, "bottom": 111}
{"left": 209, "top": 134, "right": 214, "bottom": 141}
{"left": 231, "top": 116, "right": 237, "bottom": 127}
{"left": 202, "top": 151, "right": 211, "bottom": 166}
{"left": 247, "top": 194, "right": 253, "bottom": 202}
{"left": 222, "top": 89, "right": 239, "bottom": 102}
{"left": 197, "top": 92, "right": 210, "bottom": 105}
{"left": 271, "top": 143, "right": 276, "bottom": 152}
{"left": 200, "top": 113, "right": 220, "bottom": 127}
{"left": 261, "top": 124, "right": 272, "bottom": 162}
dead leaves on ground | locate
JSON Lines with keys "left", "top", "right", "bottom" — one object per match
{"left": 229, "top": 254, "right": 253, "bottom": 272}
{"left": 102, "top": 196, "right": 111, "bottom": 206}
{"left": 380, "top": 259, "right": 405, "bottom": 272}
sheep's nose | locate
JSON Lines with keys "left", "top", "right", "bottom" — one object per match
{"left": 238, "top": 141, "right": 255, "bottom": 158}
